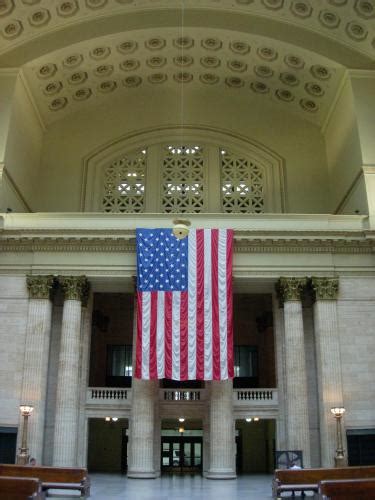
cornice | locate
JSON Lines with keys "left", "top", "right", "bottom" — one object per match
{"left": 0, "top": 234, "right": 373, "bottom": 254}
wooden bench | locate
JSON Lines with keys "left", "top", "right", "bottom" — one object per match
{"left": 0, "top": 476, "right": 44, "bottom": 499}
{"left": 273, "top": 466, "right": 375, "bottom": 498}
{"left": 319, "top": 478, "right": 375, "bottom": 499}
{"left": 0, "top": 464, "right": 90, "bottom": 498}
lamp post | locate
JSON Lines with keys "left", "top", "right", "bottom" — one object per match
{"left": 331, "top": 407, "right": 346, "bottom": 467}
{"left": 17, "top": 405, "right": 34, "bottom": 465}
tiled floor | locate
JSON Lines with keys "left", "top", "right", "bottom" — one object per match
{"left": 88, "top": 473, "right": 275, "bottom": 500}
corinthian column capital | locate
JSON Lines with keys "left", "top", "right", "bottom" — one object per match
{"left": 311, "top": 277, "right": 339, "bottom": 300}
{"left": 276, "top": 277, "right": 307, "bottom": 304}
{"left": 26, "top": 275, "right": 55, "bottom": 299}
{"left": 58, "top": 276, "right": 89, "bottom": 302}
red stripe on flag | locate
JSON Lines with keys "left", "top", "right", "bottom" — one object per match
{"left": 180, "top": 291, "right": 188, "bottom": 380}
{"left": 149, "top": 291, "right": 158, "bottom": 379}
{"left": 196, "top": 229, "right": 205, "bottom": 380}
{"left": 226, "top": 230, "right": 234, "bottom": 378}
{"left": 164, "top": 291, "right": 172, "bottom": 379}
{"left": 211, "top": 229, "right": 221, "bottom": 380}
{"left": 135, "top": 291, "right": 143, "bottom": 379}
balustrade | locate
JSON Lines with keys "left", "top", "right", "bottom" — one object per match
{"left": 233, "top": 388, "right": 278, "bottom": 406}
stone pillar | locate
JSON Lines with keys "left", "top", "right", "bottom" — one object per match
{"left": 53, "top": 276, "right": 88, "bottom": 467}
{"left": 311, "top": 277, "right": 345, "bottom": 467}
{"left": 127, "top": 379, "right": 158, "bottom": 478}
{"left": 77, "top": 288, "right": 92, "bottom": 467}
{"left": 272, "top": 293, "right": 287, "bottom": 451}
{"left": 20, "top": 275, "right": 54, "bottom": 463}
{"left": 277, "top": 277, "right": 311, "bottom": 467}
{"left": 128, "top": 278, "right": 159, "bottom": 478}
{"left": 206, "top": 380, "right": 236, "bottom": 479}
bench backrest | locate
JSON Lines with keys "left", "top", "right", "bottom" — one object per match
{"left": 274, "top": 466, "right": 375, "bottom": 485}
{"left": 0, "top": 464, "right": 87, "bottom": 483}
{"left": 319, "top": 478, "right": 375, "bottom": 499}
{"left": 0, "top": 476, "right": 42, "bottom": 499}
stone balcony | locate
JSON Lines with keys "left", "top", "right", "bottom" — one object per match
{"left": 86, "top": 387, "right": 278, "bottom": 410}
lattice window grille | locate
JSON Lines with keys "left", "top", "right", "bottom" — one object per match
{"left": 161, "top": 145, "right": 205, "bottom": 213}
{"left": 221, "top": 149, "right": 265, "bottom": 213}
{"left": 101, "top": 150, "right": 146, "bottom": 213}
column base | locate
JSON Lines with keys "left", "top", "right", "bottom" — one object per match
{"left": 334, "top": 456, "right": 347, "bottom": 468}
{"left": 206, "top": 469, "right": 236, "bottom": 480}
{"left": 127, "top": 469, "right": 158, "bottom": 479}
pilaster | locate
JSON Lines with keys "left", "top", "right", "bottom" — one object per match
{"left": 20, "top": 275, "right": 54, "bottom": 463}
{"left": 277, "top": 277, "right": 311, "bottom": 467}
{"left": 311, "top": 277, "right": 345, "bottom": 467}
{"left": 206, "top": 380, "right": 236, "bottom": 479}
{"left": 53, "top": 276, "right": 88, "bottom": 467}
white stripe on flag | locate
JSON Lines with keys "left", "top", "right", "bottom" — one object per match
{"left": 204, "top": 229, "right": 213, "bottom": 380}
{"left": 188, "top": 230, "right": 197, "bottom": 380}
{"left": 141, "top": 292, "right": 151, "bottom": 379}
{"left": 171, "top": 292, "right": 181, "bottom": 380}
{"left": 156, "top": 291, "right": 165, "bottom": 378}
{"left": 218, "top": 229, "right": 228, "bottom": 379}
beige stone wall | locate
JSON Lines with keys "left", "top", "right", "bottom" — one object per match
{"left": 337, "top": 278, "right": 375, "bottom": 432}
{"left": 0, "top": 277, "right": 28, "bottom": 426}
{"left": 38, "top": 87, "right": 329, "bottom": 214}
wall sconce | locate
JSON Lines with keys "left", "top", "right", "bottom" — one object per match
{"left": 245, "top": 418, "right": 252, "bottom": 422}
{"left": 17, "top": 405, "right": 34, "bottom": 465}
{"left": 178, "top": 417, "right": 185, "bottom": 423}
{"left": 331, "top": 407, "right": 346, "bottom": 467}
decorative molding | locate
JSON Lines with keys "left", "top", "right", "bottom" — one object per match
{"left": 311, "top": 277, "right": 339, "bottom": 300}
{"left": 0, "top": 233, "right": 374, "bottom": 254}
{"left": 1, "top": 166, "right": 32, "bottom": 212}
{"left": 26, "top": 274, "right": 55, "bottom": 299}
{"left": 334, "top": 169, "right": 364, "bottom": 214}
{"left": 58, "top": 275, "right": 89, "bottom": 301}
{"left": 276, "top": 277, "right": 307, "bottom": 303}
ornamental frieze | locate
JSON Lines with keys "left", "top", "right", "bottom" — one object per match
{"left": 311, "top": 277, "right": 339, "bottom": 300}
{"left": 26, "top": 275, "right": 55, "bottom": 299}
{"left": 276, "top": 277, "right": 307, "bottom": 304}
{"left": 58, "top": 276, "right": 89, "bottom": 302}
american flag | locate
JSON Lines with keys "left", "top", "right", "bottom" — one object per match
{"left": 135, "top": 228, "right": 234, "bottom": 380}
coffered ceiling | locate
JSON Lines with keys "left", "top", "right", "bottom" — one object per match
{"left": 1, "top": 0, "right": 374, "bottom": 128}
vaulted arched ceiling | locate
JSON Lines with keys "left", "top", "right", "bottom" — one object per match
{"left": 1, "top": 0, "right": 374, "bottom": 128}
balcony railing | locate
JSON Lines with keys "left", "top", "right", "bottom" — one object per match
{"left": 86, "top": 387, "right": 130, "bottom": 405}
{"left": 161, "top": 389, "right": 206, "bottom": 402}
{"left": 85, "top": 387, "right": 278, "bottom": 407}
{"left": 233, "top": 388, "right": 278, "bottom": 406}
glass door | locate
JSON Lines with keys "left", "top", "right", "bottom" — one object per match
{"left": 161, "top": 437, "right": 202, "bottom": 473}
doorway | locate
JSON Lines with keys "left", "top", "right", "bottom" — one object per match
{"left": 236, "top": 418, "right": 276, "bottom": 473}
{"left": 87, "top": 418, "right": 128, "bottom": 473}
{"left": 161, "top": 419, "right": 203, "bottom": 474}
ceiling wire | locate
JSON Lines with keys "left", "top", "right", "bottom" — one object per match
{"left": 180, "top": 0, "right": 185, "bottom": 148}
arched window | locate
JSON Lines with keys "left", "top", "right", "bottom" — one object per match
{"left": 82, "top": 129, "right": 284, "bottom": 213}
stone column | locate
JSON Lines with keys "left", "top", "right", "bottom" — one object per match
{"left": 20, "top": 275, "right": 54, "bottom": 463}
{"left": 272, "top": 293, "right": 287, "bottom": 451}
{"left": 311, "top": 277, "right": 345, "bottom": 467}
{"left": 277, "top": 277, "right": 311, "bottom": 467}
{"left": 128, "top": 278, "right": 159, "bottom": 478}
{"left": 206, "top": 380, "right": 236, "bottom": 479}
{"left": 53, "top": 276, "right": 88, "bottom": 467}
{"left": 77, "top": 288, "right": 92, "bottom": 467}
{"left": 127, "top": 379, "right": 158, "bottom": 478}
